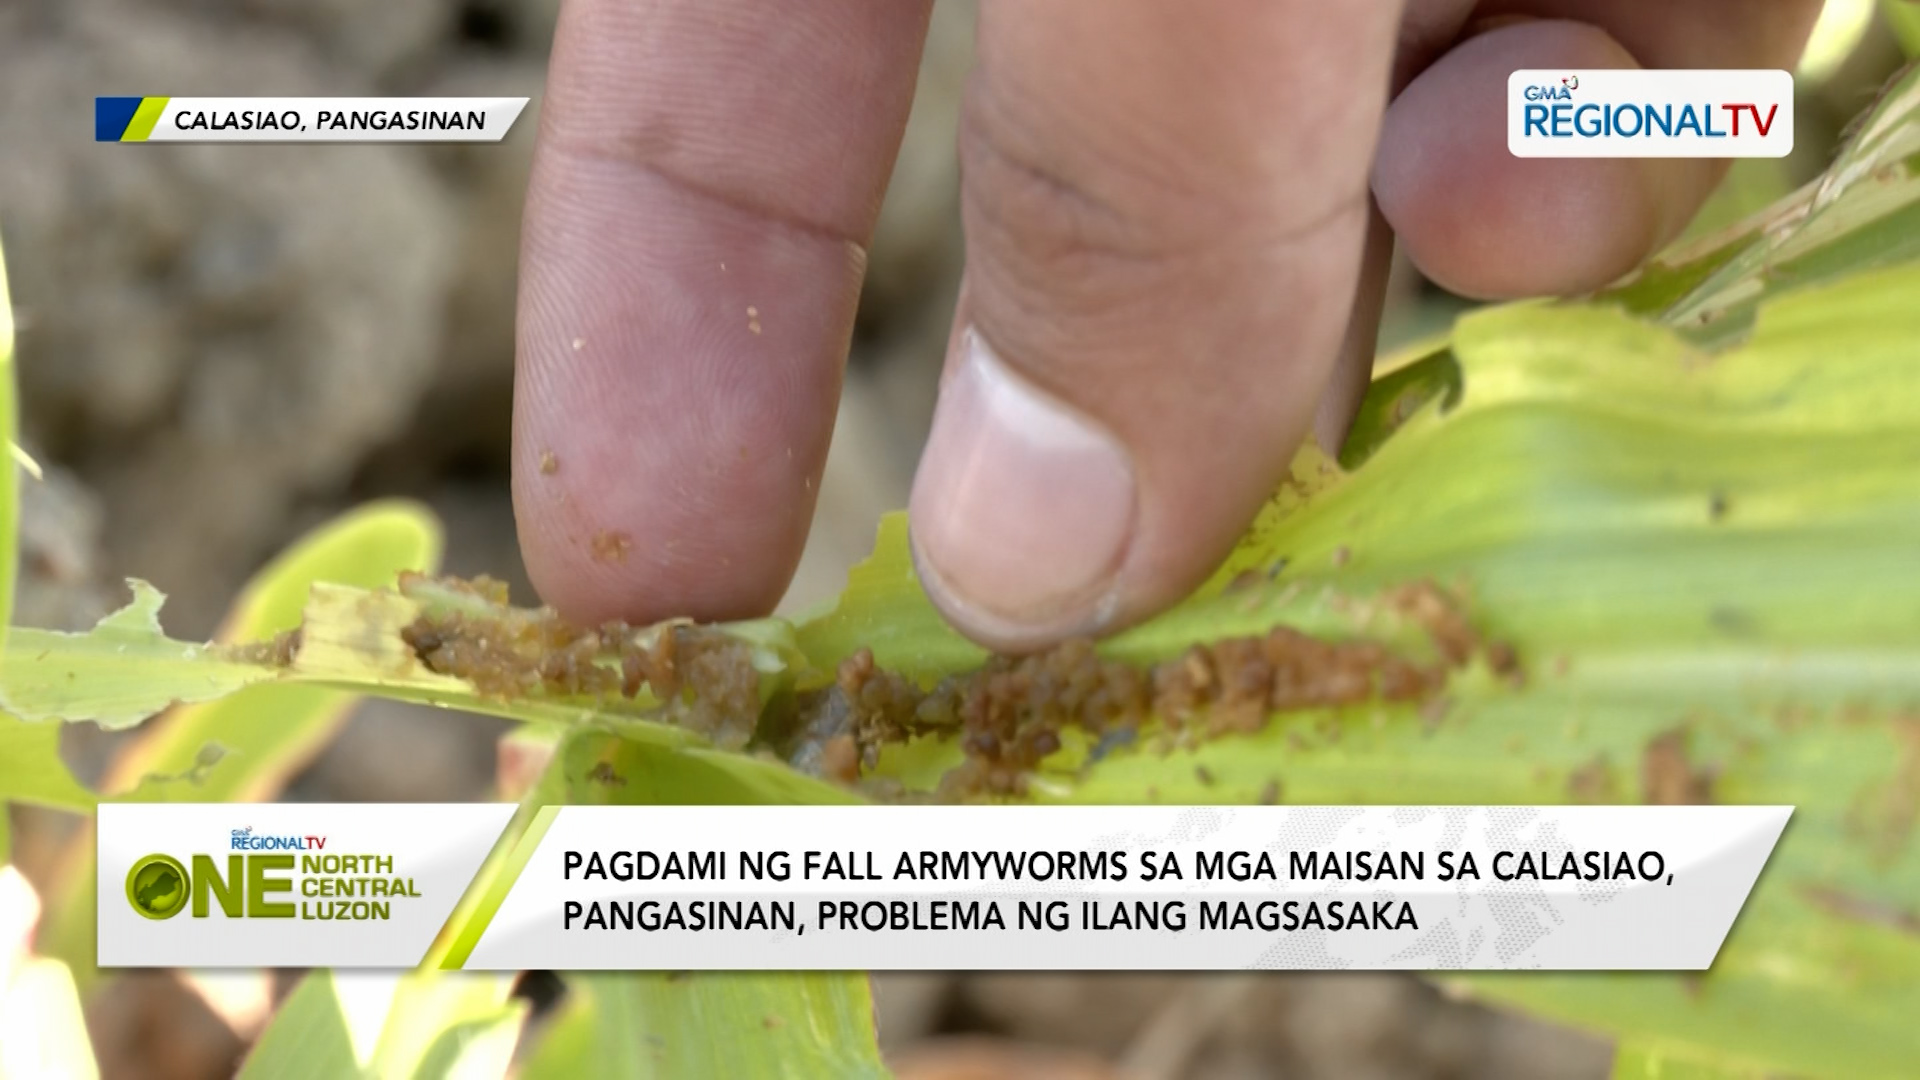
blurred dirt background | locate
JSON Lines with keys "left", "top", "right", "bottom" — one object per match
{"left": 0, "top": 0, "right": 1909, "bottom": 1077}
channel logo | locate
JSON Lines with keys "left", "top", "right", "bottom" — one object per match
{"left": 1508, "top": 69, "right": 1793, "bottom": 158}
{"left": 122, "top": 828, "right": 419, "bottom": 923}
{"left": 99, "top": 802, "right": 515, "bottom": 968}
{"left": 229, "top": 825, "right": 327, "bottom": 851}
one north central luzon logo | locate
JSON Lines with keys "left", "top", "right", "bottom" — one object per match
{"left": 1521, "top": 75, "right": 1780, "bottom": 139}
{"left": 125, "top": 828, "right": 421, "bottom": 922}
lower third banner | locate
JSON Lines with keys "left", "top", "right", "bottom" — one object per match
{"left": 98, "top": 803, "right": 1790, "bottom": 971}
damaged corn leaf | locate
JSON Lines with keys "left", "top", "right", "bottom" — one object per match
{"left": 769, "top": 68, "right": 1920, "bottom": 1077}
{"left": 804, "top": 264, "right": 1920, "bottom": 1077}
{"left": 103, "top": 500, "right": 445, "bottom": 805}
{"left": 792, "top": 513, "right": 984, "bottom": 684}
{"left": 35, "top": 501, "right": 444, "bottom": 988}
{"left": 0, "top": 581, "right": 274, "bottom": 729}
{"left": 0, "top": 565, "right": 857, "bottom": 807}
{"left": 1604, "top": 58, "right": 1920, "bottom": 342}
{"left": 292, "top": 574, "right": 801, "bottom": 753}
{"left": 0, "top": 573, "right": 799, "bottom": 748}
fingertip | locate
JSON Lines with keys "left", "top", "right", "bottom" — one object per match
{"left": 512, "top": 425, "right": 816, "bottom": 628}
{"left": 1373, "top": 19, "right": 1720, "bottom": 300}
{"left": 511, "top": 162, "right": 859, "bottom": 626}
{"left": 510, "top": 0, "right": 932, "bottom": 627}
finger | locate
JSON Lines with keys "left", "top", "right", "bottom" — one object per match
{"left": 1312, "top": 0, "right": 1478, "bottom": 459}
{"left": 514, "top": 0, "right": 932, "bottom": 625}
{"left": 1312, "top": 202, "right": 1396, "bottom": 456}
{"left": 1374, "top": 2, "right": 1821, "bottom": 299}
{"left": 908, "top": 0, "right": 1406, "bottom": 650}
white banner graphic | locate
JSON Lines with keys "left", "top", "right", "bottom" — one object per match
{"left": 98, "top": 803, "right": 514, "bottom": 968}
{"left": 1508, "top": 69, "right": 1793, "bottom": 157}
{"left": 459, "top": 805, "right": 1791, "bottom": 971}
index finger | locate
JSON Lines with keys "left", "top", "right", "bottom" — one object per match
{"left": 513, "top": 0, "right": 932, "bottom": 625}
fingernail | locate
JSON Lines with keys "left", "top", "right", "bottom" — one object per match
{"left": 909, "top": 330, "right": 1136, "bottom": 646}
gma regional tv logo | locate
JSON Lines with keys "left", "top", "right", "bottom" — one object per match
{"left": 1508, "top": 69, "right": 1792, "bottom": 158}
{"left": 124, "top": 828, "right": 422, "bottom": 922}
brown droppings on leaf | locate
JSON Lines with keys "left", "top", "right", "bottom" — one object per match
{"left": 225, "top": 627, "right": 302, "bottom": 667}
{"left": 1224, "top": 568, "right": 1265, "bottom": 594}
{"left": 1707, "top": 490, "right": 1729, "bottom": 521}
{"left": 1642, "top": 728, "right": 1716, "bottom": 805}
{"left": 388, "top": 574, "right": 1497, "bottom": 800}
{"left": 1194, "top": 764, "right": 1216, "bottom": 787}
{"left": 1331, "top": 545, "right": 1352, "bottom": 567}
{"left": 1486, "top": 640, "right": 1523, "bottom": 686}
{"left": 539, "top": 450, "right": 559, "bottom": 475}
{"left": 585, "top": 761, "right": 626, "bottom": 788}
{"left": 1388, "top": 582, "right": 1479, "bottom": 668}
{"left": 396, "top": 574, "right": 761, "bottom": 748}
{"left": 787, "top": 597, "right": 1472, "bottom": 797}
{"left": 591, "top": 530, "right": 632, "bottom": 565}
{"left": 819, "top": 735, "right": 861, "bottom": 786}
{"left": 761, "top": 1014, "right": 784, "bottom": 1030}
{"left": 1257, "top": 778, "right": 1282, "bottom": 805}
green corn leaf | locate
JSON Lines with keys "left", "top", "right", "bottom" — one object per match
{"left": 1887, "top": 1, "right": 1920, "bottom": 59}
{"left": 0, "top": 224, "right": 91, "bottom": 861}
{"left": 518, "top": 971, "right": 888, "bottom": 1080}
{"left": 236, "top": 970, "right": 359, "bottom": 1080}
{"left": 1609, "top": 1041, "right": 1772, "bottom": 1080}
{"left": 236, "top": 969, "right": 523, "bottom": 1080}
{"left": 501, "top": 728, "right": 885, "bottom": 1080}
{"left": 1, "top": 221, "right": 18, "bottom": 638}
{"left": 0, "top": 720, "right": 93, "bottom": 818}
{"left": 0, "top": 579, "right": 273, "bottom": 730}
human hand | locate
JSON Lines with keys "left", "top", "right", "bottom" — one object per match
{"left": 511, "top": 0, "right": 1819, "bottom": 650}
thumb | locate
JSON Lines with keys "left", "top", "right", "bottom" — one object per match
{"left": 908, "top": 0, "right": 1404, "bottom": 650}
